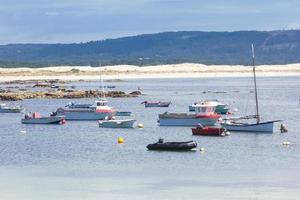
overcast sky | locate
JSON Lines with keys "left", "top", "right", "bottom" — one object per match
{"left": 1, "top": 0, "right": 300, "bottom": 44}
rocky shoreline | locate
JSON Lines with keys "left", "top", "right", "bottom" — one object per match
{"left": 0, "top": 90, "right": 142, "bottom": 101}
{"left": 0, "top": 79, "right": 142, "bottom": 101}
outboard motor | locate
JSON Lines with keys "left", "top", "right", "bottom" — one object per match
{"left": 158, "top": 138, "right": 164, "bottom": 143}
{"left": 280, "top": 124, "right": 288, "bottom": 133}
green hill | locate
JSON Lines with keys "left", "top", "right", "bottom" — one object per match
{"left": 0, "top": 30, "right": 300, "bottom": 67}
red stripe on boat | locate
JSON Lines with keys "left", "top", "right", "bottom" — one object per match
{"left": 95, "top": 109, "right": 114, "bottom": 113}
{"left": 195, "top": 114, "right": 221, "bottom": 118}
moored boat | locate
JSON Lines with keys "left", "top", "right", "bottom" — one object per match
{"left": 54, "top": 98, "right": 116, "bottom": 120}
{"left": 0, "top": 103, "right": 23, "bottom": 113}
{"left": 221, "top": 119, "right": 281, "bottom": 133}
{"left": 21, "top": 112, "right": 65, "bottom": 124}
{"left": 147, "top": 139, "right": 197, "bottom": 151}
{"left": 142, "top": 101, "right": 171, "bottom": 107}
{"left": 192, "top": 124, "right": 226, "bottom": 136}
{"left": 220, "top": 44, "right": 281, "bottom": 133}
{"left": 98, "top": 119, "right": 136, "bottom": 128}
{"left": 158, "top": 103, "right": 221, "bottom": 126}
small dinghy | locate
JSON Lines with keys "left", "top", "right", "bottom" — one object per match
{"left": 192, "top": 124, "right": 226, "bottom": 136}
{"left": 147, "top": 139, "right": 197, "bottom": 151}
{"left": 22, "top": 112, "right": 66, "bottom": 124}
{"left": 98, "top": 119, "right": 136, "bottom": 128}
{"left": 142, "top": 101, "right": 171, "bottom": 108}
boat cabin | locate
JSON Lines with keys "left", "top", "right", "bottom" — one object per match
{"left": 95, "top": 98, "right": 108, "bottom": 107}
{"left": 25, "top": 112, "right": 41, "bottom": 119}
{"left": 194, "top": 104, "right": 216, "bottom": 116}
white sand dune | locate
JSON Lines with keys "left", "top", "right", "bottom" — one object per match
{"left": 0, "top": 63, "right": 300, "bottom": 82}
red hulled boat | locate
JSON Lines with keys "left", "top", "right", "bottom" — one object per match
{"left": 192, "top": 124, "right": 226, "bottom": 136}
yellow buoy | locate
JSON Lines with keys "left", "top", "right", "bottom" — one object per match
{"left": 137, "top": 123, "right": 144, "bottom": 128}
{"left": 118, "top": 137, "right": 124, "bottom": 144}
{"left": 282, "top": 141, "right": 290, "bottom": 146}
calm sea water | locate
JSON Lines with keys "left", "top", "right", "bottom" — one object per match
{"left": 0, "top": 76, "right": 300, "bottom": 200}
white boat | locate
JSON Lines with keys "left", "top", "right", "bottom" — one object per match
{"left": 98, "top": 119, "right": 136, "bottom": 128}
{"left": 221, "top": 44, "right": 280, "bottom": 133}
{"left": 21, "top": 112, "right": 65, "bottom": 124}
{"left": 158, "top": 103, "right": 221, "bottom": 126}
{"left": 55, "top": 99, "right": 116, "bottom": 120}
{"left": 222, "top": 120, "right": 281, "bottom": 133}
{"left": 0, "top": 103, "right": 23, "bottom": 113}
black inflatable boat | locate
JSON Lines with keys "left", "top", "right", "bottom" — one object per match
{"left": 147, "top": 139, "right": 197, "bottom": 151}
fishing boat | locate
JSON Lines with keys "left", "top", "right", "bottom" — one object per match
{"left": 192, "top": 123, "right": 226, "bottom": 136}
{"left": 142, "top": 101, "right": 171, "bottom": 107}
{"left": 189, "top": 100, "right": 229, "bottom": 114}
{"left": 21, "top": 112, "right": 65, "bottom": 124}
{"left": 0, "top": 103, "right": 23, "bottom": 113}
{"left": 54, "top": 98, "right": 116, "bottom": 120}
{"left": 158, "top": 103, "right": 221, "bottom": 126}
{"left": 147, "top": 139, "right": 197, "bottom": 151}
{"left": 221, "top": 44, "right": 280, "bottom": 133}
{"left": 98, "top": 119, "right": 136, "bottom": 128}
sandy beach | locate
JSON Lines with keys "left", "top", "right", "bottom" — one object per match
{"left": 0, "top": 63, "right": 300, "bottom": 82}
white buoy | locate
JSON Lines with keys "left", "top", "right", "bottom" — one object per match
{"left": 282, "top": 141, "right": 290, "bottom": 146}
{"left": 225, "top": 131, "right": 231, "bottom": 136}
{"left": 20, "top": 130, "right": 27, "bottom": 134}
{"left": 199, "top": 147, "right": 206, "bottom": 152}
{"left": 233, "top": 108, "right": 238, "bottom": 112}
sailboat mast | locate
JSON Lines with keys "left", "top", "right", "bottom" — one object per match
{"left": 100, "top": 68, "right": 105, "bottom": 99}
{"left": 98, "top": 62, "right": 105, "bottom": 99}
{"left": 251, "top": 44, "right": 260, "bottom": 123}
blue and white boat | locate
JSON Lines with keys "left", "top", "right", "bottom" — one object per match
{"left": 222, "top": 120, "right": 281, "bottom": 133}
{"left": 158, "top": 103, "right": 221, "bottom": 126}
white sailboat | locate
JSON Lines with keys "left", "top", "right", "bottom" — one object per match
{"left": 222, "top": 44, "right": 281, "bottom": 133}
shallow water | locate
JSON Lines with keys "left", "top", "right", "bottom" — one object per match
{"left": 0, "top": 76, "right": 300, "bottom": 200}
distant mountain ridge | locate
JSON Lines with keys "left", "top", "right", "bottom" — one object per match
{"left": 1, "top": 30, "right": 300, "bottom": 67}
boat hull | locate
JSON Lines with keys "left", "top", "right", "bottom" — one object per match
{"left": 192, "top": 126, "right": 226, "bottom": 136}
{"left": 221, "top": 121, "right": 278, "bottom": 133}
{"left": 116, "top": 111, "right": 132, "bottom": 116}
{"left": 0, "top": 108, "right": 23, "bottom": 113}
{"left": 56, "top": 109, "right": 115, "bottom": 120}
{"left": 158, "top": 113, "right": 219, "bottom": 126}
{"left": 147, "top": 141, "right": 197, "bottom": 151}
{"left": 21, "top": 116, "right": 64, "bottom": 124}
{"left": 145, "top": 103, "right": 170, "bottom": 107}
{"left": 159, "top": 118, "right": 218, "bottom": 126}
{"left": 98, "top": 119, "right": 136, "bottom": 128}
